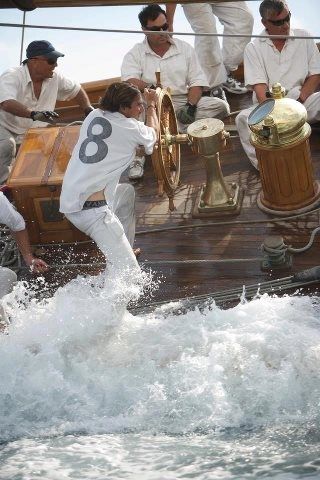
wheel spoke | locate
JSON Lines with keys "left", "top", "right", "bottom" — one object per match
{"left": 151, "top": 89, "right": 181, "bottom": 200}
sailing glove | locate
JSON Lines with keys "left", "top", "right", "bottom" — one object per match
{"left": 176, "top": 102, "right": 197, "bottom": 125}
{"left": 30, "top": 110, "right": 59, "bottom": 124}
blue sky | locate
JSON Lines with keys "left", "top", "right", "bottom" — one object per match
{"left": 0, "top": 1, "right": 318, "bottom": 82}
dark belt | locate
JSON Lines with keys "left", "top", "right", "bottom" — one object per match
{"left": 82, "top": 199, "right": 107, "bottom": 210}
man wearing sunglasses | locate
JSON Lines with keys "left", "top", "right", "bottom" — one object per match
{"left": 121, "top": 3, "right": 230, "bottom": 180}
{"left": 0, "top": 40, "right": 93, "bottom": 185}
{"left": 236, "top": 0, "right": 320, "bottom": 169}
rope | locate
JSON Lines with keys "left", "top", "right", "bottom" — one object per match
{"left": 1, "top": 22, "right": 320, "bottom": 41}
{"left": 16, "top": 257, "right": 263, "bottom": 272}
{"left": 131, "top": 276, "right": 320, "bottom": 315}
{"left": 261, "top": 226, "right": 320, "bottom": 266}
{"left": 288, "top": 226, "right": 320, "bottom": 253}
{"left": 142, "top": 258, "right": 261, "bottom": 265}
{"left": 136, "top": 205, "right": 320, "bottom": 235}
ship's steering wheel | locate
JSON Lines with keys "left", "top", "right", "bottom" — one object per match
{"left": 151, "top": 87, "right": 184, "bottom": 211}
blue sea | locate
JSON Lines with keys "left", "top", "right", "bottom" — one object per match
{"left": 1, "top": 272, "right": 320, "bottom": 479}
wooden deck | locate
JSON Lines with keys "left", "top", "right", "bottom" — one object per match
{"left": 18, "top": 90, "right": 320, "bottom": 306}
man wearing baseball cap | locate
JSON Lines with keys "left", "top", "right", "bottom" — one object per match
{"left": 25, "top": 40, "right": 65, "bottom": 61}
{"left": 0, "top": 40, "right": 94, "bottom": 184}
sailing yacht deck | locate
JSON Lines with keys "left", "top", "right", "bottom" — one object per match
{"left": 15, "top": 88, "right": 320, "bottom": 306}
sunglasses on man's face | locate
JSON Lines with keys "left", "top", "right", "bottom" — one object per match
{"left": 266, "top": 11, "right": 291, "bottom": 26}
{"left": 146, "top": 22, "right": 169, "bottom": 32}
{"left": 32, "top": 57, "right": 57, "bottom": 65}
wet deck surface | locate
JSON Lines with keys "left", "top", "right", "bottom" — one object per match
{"left": 19, "top": 91, "right": 320, "bottom": 305}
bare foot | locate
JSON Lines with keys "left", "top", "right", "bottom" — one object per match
{"left": 133, "top": 248, "right": 141, "bottom": 258}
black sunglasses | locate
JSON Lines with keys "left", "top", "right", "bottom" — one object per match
{"left": 266, "top": 11, "right": 291, "bottom": 26}
{"left": 46, "top": 58, "right": 58, "bottom": 65}
{"left": 32, "top": 57, "right": 57, "bottom": 65}
{"left": 146, "top": 22, "right": 169, "bottom": 32}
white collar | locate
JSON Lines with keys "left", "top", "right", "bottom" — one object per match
{"left": 259, "top": 28, "right": 295, "bottom": 44}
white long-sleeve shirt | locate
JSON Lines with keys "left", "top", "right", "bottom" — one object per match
{"left": 0, "top": 192, "right": 25, "bottom": 231}
{"left": 60, "top": 109, "right": 156, "bottom": 214}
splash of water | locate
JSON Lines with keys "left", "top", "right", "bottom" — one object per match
{"left": 0, "top": 271, "right": 320, "bottom": 444}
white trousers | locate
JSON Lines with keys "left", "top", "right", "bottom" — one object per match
{"left": 0, "top": 266, "right": 17, "bottom": 299}
{"left": 236, "top": 92, "right": 320, "bottom": 169}
{"left": 0, "top": 126, "right": 24, "bottom": 184}
{"left": 182, "top": 2, "right": 254, "bottom": 88}
{"left": 0, "top": 266, "right": 17, "bottom": 325}
{"left": 173, "top": 94, "right": 230, "bottom": 133}
{"left": 65, "top": 184, "right": 139, "bottom": 275}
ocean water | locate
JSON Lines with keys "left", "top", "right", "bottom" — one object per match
{"left": 1, "top": 272, "right": 320, "bottom": 480}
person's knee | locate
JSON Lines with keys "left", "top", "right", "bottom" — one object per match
{"left": 211, "top": 98, "right": 230, "bottom": 118}
{"left": 120, "top": 183, "right": 135, "bottom": 204}
{"left": 220, "top": 99, "right": 230, "bottom": 117}
{"left": 183, "top": 4, "right": 216, "bottom": 29}
{"left": 248, "top": 12, "right": 254, "bottom": 29}
{"left": 0, "top": 136, "right": 16, "bottom": 164}
{"left": 235, "top": 110, "right": 248, "bottom": 130}
{"left": 243, "top": 9, "right": 254, "bottom": 29}
{"left": 196, "top": 98, "right": 230, "bottom": 121}
{"left": 237, "top": 6, "right": 254, "bottom": 30}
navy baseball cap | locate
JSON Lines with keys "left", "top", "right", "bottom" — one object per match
{"left": 26, "top": 40, "right": 64, "bottom": 60}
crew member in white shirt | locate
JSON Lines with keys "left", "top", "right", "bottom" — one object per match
{"left": 235, "top": 0, "right": 320, "bottom": 169}
{"left": 60, "top": 82, "right": 158, "bottom": 276}
{"left": 121, "top": 3, "right": 230, "bottom": 180}
{"left": 0, "top": 40, "right": 94, "bottom": 184}
{"left": 166, "top": 3, "right": 253, "bottom": 97}
{"left": 0, "top": 191, "right": 48, "bottom": 323}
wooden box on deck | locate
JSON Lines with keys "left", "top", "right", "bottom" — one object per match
{"left": 6, "top": 125, "right": 88, "bottom": 245}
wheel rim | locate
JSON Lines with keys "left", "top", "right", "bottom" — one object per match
{"left": 151, "top": 88, "right": 181, "bottom": 201}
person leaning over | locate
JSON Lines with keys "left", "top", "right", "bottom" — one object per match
{"left": 121, "top": 3, "right": 230, "bottom": 180}
{"left": 59, "top": 82, "right": 159, "bottom": 277}
{"left": 0, "top": 40, "right": 94, "bottom": 185}
{"left": 235, "top": 0, "right": 320, "bottom": 169}
{"left": 0, "top": 191, "right": 49, "bottom": 324}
